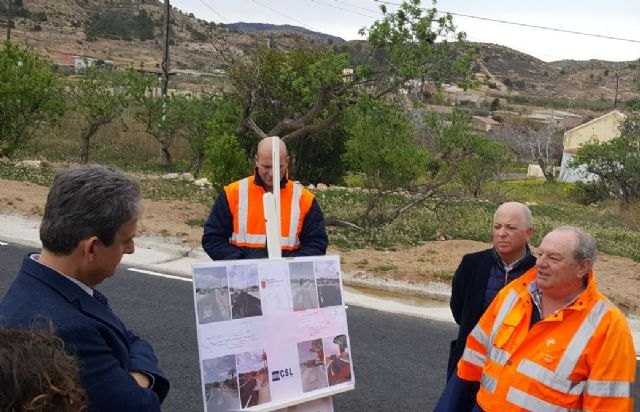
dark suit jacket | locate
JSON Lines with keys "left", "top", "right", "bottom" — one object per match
{"left": 0, "top": 255, "right": 170, "bottom": 412}
{"left": 447, "top": 248, "right": 536, "bottom": 380}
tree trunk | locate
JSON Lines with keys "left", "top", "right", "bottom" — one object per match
{"left": 160, "top": 143, "right": 173, "bottom": 166}
{"left": 192, "top": 152, "right": 205, "bottom": 178}
{"left": 80, "top": 123, "right": 99, "bottom": 164}
{"left": 538, "top": 159, "right": 555, "bottom": 182}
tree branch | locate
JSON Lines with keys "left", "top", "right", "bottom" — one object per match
{"left": 282, "top": 113, "right": 341, "bottom": 141}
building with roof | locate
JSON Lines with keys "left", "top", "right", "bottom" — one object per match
{"left": 558, "top": 110, "right": 626, "bottom": 182}
{"left": 471, "top": 116, "right": 501, "bottom": 133}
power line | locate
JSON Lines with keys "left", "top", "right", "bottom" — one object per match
{"left": 250, "top": 0, "right": 320, "bottom": 32}
{"left": 332, "top": 0, "right": 382, "bottom": 16}
{"left": 373, "top": 0, "right": 640, "bottom": 45}
{"left": 196, "top": 0, "right": 228, "bottom": 24}
{"left": 309, "top": 0, "right": 380, "bottom": 19}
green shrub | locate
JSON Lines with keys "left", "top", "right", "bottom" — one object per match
{"left": 571, "top": 181, "right": 611, "bottom": 205}
{"left": 85, "top": 8, "right": 156, "bottom": 42}
{"left": 203, "top": 134, "right": 252, "bottom": 191}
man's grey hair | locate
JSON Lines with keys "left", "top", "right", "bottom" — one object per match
{"left": 553, "top": 226, "right": 598, "bottom": 263}
{"left": 494, "top": 202, "right": 533, "bottom": 228}
{"left": 40, "top": 164, "right": 141, "bottom": 255}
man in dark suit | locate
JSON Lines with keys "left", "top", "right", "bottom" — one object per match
{"left": 447, "top": 201, "right": 536, "bottom": 380}
{"left": 0, "top": 165, "right": 170, "bottom": 411}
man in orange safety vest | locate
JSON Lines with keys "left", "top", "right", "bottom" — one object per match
{"left": 202, "top": 137, "right": 328, "bottom": 260}
{"left": 436, "top": 226, "right": 636, "bottom": 411}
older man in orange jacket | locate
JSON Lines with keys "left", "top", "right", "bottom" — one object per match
{"left": 436, "top": 226, "right": 636, "bottom": 411}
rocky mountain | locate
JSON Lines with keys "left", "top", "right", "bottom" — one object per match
{"left": 0, "top": 0, "right": 332, "bottom": 73}
{"left": 2, "top": 0, "right": 639, "bottom": 105}
{"left": 224, "top": 22, "right": 344, "bottom": 44}
{"left": 477, "top": 43, "right": 640, "bottom": 104}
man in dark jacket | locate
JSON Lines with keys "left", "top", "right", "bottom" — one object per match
{"left": 447, "top": 201, "right": 535, "bottom": 380}
{"left": 202, "top": 137, "right": 328, "bottom": 260}
{"left": 0, "top": 165, "right": 170, "bottom": 412}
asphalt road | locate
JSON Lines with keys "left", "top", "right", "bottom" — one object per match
{"left": 1, "top": 243, "right": 639, "bottom": 411}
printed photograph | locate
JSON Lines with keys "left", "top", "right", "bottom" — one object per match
{"left": 202, "top": 355, "right": 240, "bottom": 412}
{"left": 194, "top": 266, "right": 231, "bottom": 324}
{"left": 297, "top": 338, "right": 328, "bottom": 393}
{"left": 323, "top": 335, "right": 352, "bottom": 386}
{"left": 314, "top": 259, "right": 343, "bottom": 308}
{"left": 289, "top": 261, "right": 319, "bottom": 311}
{"left": 237, "top": 351, "right": 271, "bottom": 408}
{"left": 228, "top": 264, "right": 263, "bottom": 319}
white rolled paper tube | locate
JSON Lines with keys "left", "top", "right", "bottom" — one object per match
{"left": 263, "top": 192, "right": 282, "bottom": 259}
{"left": 271, "top": 135, "right": 281, "bottom": 240}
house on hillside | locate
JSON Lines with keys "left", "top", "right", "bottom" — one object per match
{"left": 471, "top": 116, "right": 501, "bottom": 133}
{"left": 526, "top": 109, "right": 583, "bottom": 130}
{"left": 51, "top": 52, "right": 76, "bottom": 75}
{"left": 74, "top": 56, "right": 114, "bottom": 73}
{"left": 442, "top": 84, "right": 485, "bottom": 105}
{"left": 558, "top": 110, "right": 626, "bottom": 182}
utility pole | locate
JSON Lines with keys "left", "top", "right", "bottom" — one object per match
{"left": 6, "top": 0, "right": 12, "bottom": 42}
{"left": 614, "top": 72, "right": 619, "bottom": 108}
{"left": 161, "top": 0, "right": 171, "bottom": 98}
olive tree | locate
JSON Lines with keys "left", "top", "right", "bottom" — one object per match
{"left": 0, "top": 42, "right": 64, "bottom": 158}
{"left": 67, "top": 65, "right": 130, "bottom": 163}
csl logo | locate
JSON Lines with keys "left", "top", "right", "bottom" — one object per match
{"left": 271, "top": 368, "right": 294, "bottom": 382}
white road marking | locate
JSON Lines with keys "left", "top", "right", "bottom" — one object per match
{"left": 128, "top": 268, "right": 192, "bottom": 282}
{"left": 0, "top": 241, "right": 8, "bottom": 246}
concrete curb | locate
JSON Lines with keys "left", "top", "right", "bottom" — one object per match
{"left": 0, "top": 213, "right": 638, "bottom": 357}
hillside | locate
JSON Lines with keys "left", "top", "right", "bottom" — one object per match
{"left": 1, "top": 0, "right": 333, "bottom": 73}
{"left": 477, "top": 43, "right": 640, "bottom": 103}
{"left": 224, "top": 22, "right": 344, "bottom": 44}
{"left": 2, "top": 0, "right": 639, "bottom": 105}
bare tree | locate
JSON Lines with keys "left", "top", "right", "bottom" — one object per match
{"left": 490, "top": 119, "right": 563, "bottom": 181}
{"left": 209, "top": 0, "right": 476, "bottom": 145}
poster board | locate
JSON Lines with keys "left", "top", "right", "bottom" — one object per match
{"left": 192, "top": 255, "right": 355, "bottom": 412}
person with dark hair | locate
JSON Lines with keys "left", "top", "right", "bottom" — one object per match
{"left": 202, "top": 136, "right": 328, "bottom": 260}
{"left": 0, "top": 164, "right": 170, "bottom": 412}
{"left": 0, "top": 328, "right": 88, "bottom": 412}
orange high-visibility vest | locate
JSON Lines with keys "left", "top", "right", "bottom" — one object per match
{"left": 458, "top": 267, "right": 636, "bottom": 411}
{"left": 224, "top": 176, "right": 315, "bottom": 251}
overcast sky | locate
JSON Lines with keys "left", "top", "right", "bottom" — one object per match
{"left": 169, "top": 0, "right": 640, "bottom": 63}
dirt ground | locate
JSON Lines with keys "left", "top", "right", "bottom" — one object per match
{"left": 2, "top": 178, "right": 640, "bottom": 315}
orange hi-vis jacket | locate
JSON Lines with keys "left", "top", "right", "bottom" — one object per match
{"left": 224, "top": 176, "right": 315, "bottom": 252}
{"left": 457, "top": 267, "right": 636, "bottom": 411}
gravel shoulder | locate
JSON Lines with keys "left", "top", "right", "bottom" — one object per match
{"left": 2, "top": 178, "right": 639, "bottom": 316}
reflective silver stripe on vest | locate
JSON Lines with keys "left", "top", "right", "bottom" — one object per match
{"left": 485, "top": 290, "right": 519, "bottom": 367}
{"left": 585, "top": 379, "right": 631, "bottom": 398}
{"left": 230, "top": 233, "right": 266, "bottom": 244}
{"left": 506, "top": 387, "right": 580, "bottom": 412}
{"left": 516, "top": 299, "right": 611, "bottom": 396}
{"left": 283, "top": 182, "right": 303, "bottom": 247}
{"left": 470, "top": 325, "right": 489, "bottom": 348}
{"left": 236, "top": 178, "right": 249, "bottom": 241}
{"left": 555, "top": 299, "right": 609, "bottom": 378}
{"left": 517, "top": 360, "right": 585, "bottom": 395}
{"left": 489, "top": 347, "right": 510, "bottom": 366}
{"left": 231, "top": 233, "right": 296, "bottom": 246}
{"left": 481, "top": 373, "right": 498, "bottom": 394}
{"left": 491, "top": 290, "right": 520, "bottom": 343}
{"left": 461, "top": 347, "right": 486, "bottom": 367}
{"left": 585, "top": 379, "right": 631, "bottom": 397}
{"left": 280, "top": 235, "right": 299, "bottom": 247}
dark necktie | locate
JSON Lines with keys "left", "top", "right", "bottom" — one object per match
{"left": 93, "top": 289, "right": 112, "bottom": 311}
